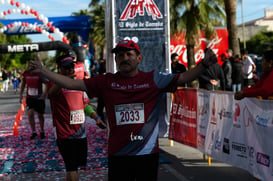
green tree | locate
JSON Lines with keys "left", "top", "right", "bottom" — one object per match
{"left": 170, "top": 0, "right": 225, "bottom": 87}
{"left": 244, "top": 31, "right": 273, "bottom": 55}
{"left": 88, "top": 2, "right": 105, "bottom": 59}
{"left": 0, "top": 30, "right": 10, "bottom": 69}
{"left": 70, "top": 1, "right": 105, "bottom": 60}
{"left": 0, "top": 32, "right": 32, "bottom": 70}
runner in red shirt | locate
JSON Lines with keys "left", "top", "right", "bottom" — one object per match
{"left": 47, "top": 55, "right": 87, "bottom": 181}
{"left": 20, "top": 64, "right": 48, "bottom": 139}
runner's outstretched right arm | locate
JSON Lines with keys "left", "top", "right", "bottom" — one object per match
{"left": 29, "top": 59, "right": 87, "bottom": 92}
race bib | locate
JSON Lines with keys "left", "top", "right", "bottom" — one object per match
{"left": 115, "top": 103, "right": 144, "bottom": 125}
{"left": 70, "top": 109, "right": 85, "bottom": 124}
{"left": 28, "top": 88, "right": 38, "bottom": 96}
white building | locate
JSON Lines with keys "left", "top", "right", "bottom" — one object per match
{"left": 238, "top": 8, "right": 273, "bottom": 41}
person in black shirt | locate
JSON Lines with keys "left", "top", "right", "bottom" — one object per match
{"left": 171, "top": 53, "right": 187, "bottom": 87}
{"left": 220, "top": 52, "right": 232, "bottom": 91}
{"left": 198, "top": 62, "right": 225, "bottom": 91}
{"left": 171, "top": 53, "right": 187, "bottom": 73}
{"left": 232, "top": 55, "right": 243, "bottom": 92}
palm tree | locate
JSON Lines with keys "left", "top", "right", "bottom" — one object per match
{"left": 69, "top": 1, "right": 105, "bottom": 60}
{"left": 88, "top": 3, "right": 105, "bottom": 59}
{"left": 170, "top": 0, "right": 225, "bottom": 87}
{"left": 225, "top": 0, "right": 240, "bottom": 56}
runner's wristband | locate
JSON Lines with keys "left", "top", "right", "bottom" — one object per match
{"left": 95, "top": 116, "right": 101, "bottom": 121}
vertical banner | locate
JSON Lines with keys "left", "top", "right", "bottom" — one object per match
{"left": 204, "top": 91, "right": 235, "bottom": 163}
{"left": 169, "top": 88, "right": 198, "bottom": 147}
{"left": 113, "top": 0, "right": 169, "bottom": 137}
{"left": 114, "top": 0, "right": 167, "bottom": 72}
{"left": 196, "top": 89, "right": 210, "bottom": 152}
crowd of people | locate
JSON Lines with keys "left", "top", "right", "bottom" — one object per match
{"left": 171, "top": 48, "right": 273, "bottom": 100}
{"left": 0, "top": 69, "right": 22, "bottom": 93}
{"left": 171, "top": 48, "right": 264, "bottom": 93}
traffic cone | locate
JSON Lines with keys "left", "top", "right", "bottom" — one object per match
{"left": 23, "top": 97, "right": 26, "bottom": 107}
{"left": 18, "top": 109, "right": 22, "bottom": 121}
{"left": 21, "top": 103, "right": 25, "bottom": 114}
{"left": 15, "top": 114, "right": 20, "bottom": 126}
{"left": 13, "top": 120, "right": 19, "bottom": 136}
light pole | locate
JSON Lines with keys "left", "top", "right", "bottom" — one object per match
{"left": 241, "top": 0, "right": 246, "bottom": 49}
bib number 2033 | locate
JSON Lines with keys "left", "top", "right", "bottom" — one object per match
{"left": 115, "top": 103, "right": 144, "bottom": 125}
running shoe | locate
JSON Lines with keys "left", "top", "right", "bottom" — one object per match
{"left": 30, "top": 133, "right": 38, "bottom": 140}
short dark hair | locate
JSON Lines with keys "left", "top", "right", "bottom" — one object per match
{"left": 171, "top": 53, "right": 179, "bottom": 61}
{"left": 243, "top": 49, "right": 248, "bottom": 55}
{"left": 263, "top": 50, "right": 273, "bottom": 63}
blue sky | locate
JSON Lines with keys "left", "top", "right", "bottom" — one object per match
{"left": 0, "top": 0, "right": 273, "bottom": 43}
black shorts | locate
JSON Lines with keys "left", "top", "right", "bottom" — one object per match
{"left": 57, "top": 138, "right": 88, "bottom": 171}
{"left": 108, "top": 153, "right": 159, "bottom": 181}
{"left": 243, "top": 78, "right": 254, "bottom": 88}
{"left": 26, "top": 98, "right": 45, "bottom": 114}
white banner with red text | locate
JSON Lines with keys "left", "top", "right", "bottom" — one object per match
{"left": 169, "top": 88, "right": 273, "bottom": 181}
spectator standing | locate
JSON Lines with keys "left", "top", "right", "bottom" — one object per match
{"left": 198, "top": 61, "right": 225, "bottom": 91}
{"left": 29, "top": 40, "right": 218, "bottom": 181}
{"left": 242, "top": 49, "right": 256, "bottom": 89}
{"left": 171, "top": 53, "right": 187, "bottom": 74}
{"left": 226, "top": 49, "right": 235, "bottom": 63}
{"left": 12, "top": 69, "right": 20, "bottom": 93}
{"left": 1, "top": 69, "right": 9, "bottom": 93}
{"left": 234, "top": 50, "right": 273, "bottom": 100}
{"left": 220, "top": 52, "right": 232, "bottom": 91}
{"left": 171, "top": 53, "right": 187, "bottom": 87}
{"left": 231, "top": 55, "right": 243, "bottom": 92}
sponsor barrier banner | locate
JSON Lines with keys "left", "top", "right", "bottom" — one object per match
{"left": 170, "top": 89, "right": 273, "bottom": 181}
{"left": 169, "top": 88, "right": 197, "bottom": 147}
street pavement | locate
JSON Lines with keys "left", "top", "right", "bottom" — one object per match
{"left": 0, "top": 85, "right": 258, "bottom": 181}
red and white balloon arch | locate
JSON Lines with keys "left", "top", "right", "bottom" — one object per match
{"left": 0, "top": 0, "right": 69, "bottom": 44}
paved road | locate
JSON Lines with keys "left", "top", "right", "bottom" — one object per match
{"left": 0, "top": 86, "right": 258, "bottom": 181}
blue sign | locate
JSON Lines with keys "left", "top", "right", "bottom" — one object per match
{"left": 0, "top": 15, "right": 92, "bottom": 42}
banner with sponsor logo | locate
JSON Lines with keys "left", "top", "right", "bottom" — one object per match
{"left": 170, "top": 89, "right": 273, "bottom": 180}
{"left": 114, "top": 0, "right": 167, "bottom": 72}
{"left": 170, "top": 29, "right": 228, "bottom": 67}
{"left": 169, "top": 88, "right": 197, "bottom": 147}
